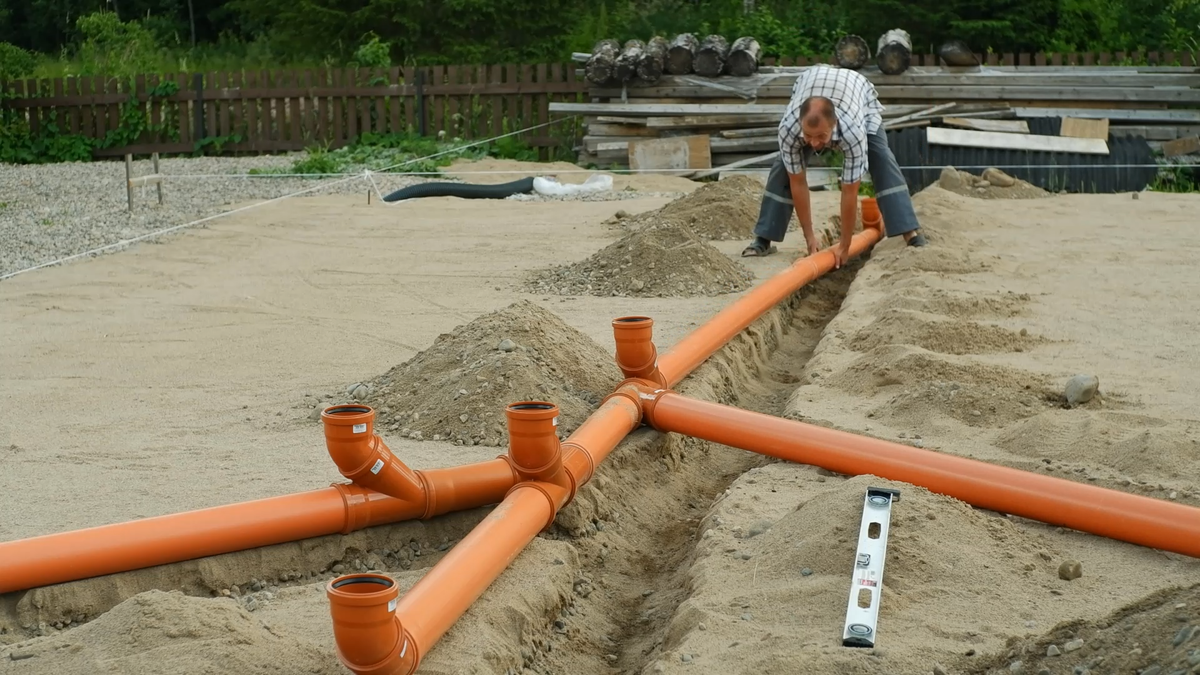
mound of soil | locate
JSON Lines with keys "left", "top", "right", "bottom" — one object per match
{"left": 847, "top": 309, "right": 1046, "bottom": 355}
{"left": 972, "top": 583, "right": 1200, "bottom": 675}
{"left": 892, "top": 287, "right": 1032, "bottom": 319}
{"left": 827, "top": 345, "right": 1057, "bottom": 427}
{"left": 938, "top": 166, "right": 1051, "bottom": 200}
{"left": 621, "top": 175, "right": 769, "bottom": 240}
{"left": 335, "top": 301, "right": 621, "bottom": 445}
{"left": 0, "top": 590, "right": 340, "bottom": 673}
{"left": 525, "top": 223, "right": 754, "bottom": 298}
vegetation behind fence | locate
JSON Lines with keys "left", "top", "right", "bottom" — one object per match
{"left": 1, "top": 51, "right": 1197, "bottom": 163}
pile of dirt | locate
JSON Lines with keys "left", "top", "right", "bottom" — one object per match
{"left": 329, "top": 301, "right": 622, "bottom": 446}
{"left": 971, "top": 583, "right": 1200, "bottom": 675}
{"left": 938, "top": 165, "right": 1051, "bottom": 199}
{"left": 619, "top": 175, "right": 769, "bottom": 240}
{"left": 995, "top": 411, "right": 1200, "bottom": 483}
{"left": 525, "top": 223, "right": 754, "bottom": 297}
{"left": 847, "top": 308, "right": 1046, "bottom": 356}
{"left": 662, "top": 471, "right": 1093, "bottom": 675}
{"left": 826, "top": 345, "right": 1058, "bottom": 427}
{"left": 0, "top": 590, "right": 341, "bottom": 674}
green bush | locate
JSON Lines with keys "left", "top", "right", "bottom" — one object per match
{"left": 0, "top": 42, "right": 36, "bottom": 80}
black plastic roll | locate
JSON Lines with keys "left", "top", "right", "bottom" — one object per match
{"left": 381, "top": 177, "right": 537, "bottom": 202}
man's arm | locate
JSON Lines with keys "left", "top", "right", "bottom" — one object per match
{"left": 787, "top": 171, "right": 822, "bottom": 256}
{"left": 833, "top": 179, "right": 858, "bottom": 269}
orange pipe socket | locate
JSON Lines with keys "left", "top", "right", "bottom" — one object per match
{"left": 612, "top": 316, "right": 666, "bottom": 386}
{"left": 323, "top": 404, "right": 427, "bottom": 508}
{"left": 328, "top": 574, "right": 416, "bottom": 675}
{"left": 860, "top": 197, "right": 882, "bottom": 230}
{"left": 657, "top": 227, "right": 881, "bottom": 387}
{"left": 644, "top": 392, "right": 1200, "bottom": 559}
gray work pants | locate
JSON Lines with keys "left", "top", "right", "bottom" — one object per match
{"left": 754, "top": 126, "right": 919, "bottom": 241}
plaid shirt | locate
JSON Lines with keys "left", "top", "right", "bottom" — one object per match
{"left": 777, "top": 65, "right": 885, "bottom": 184}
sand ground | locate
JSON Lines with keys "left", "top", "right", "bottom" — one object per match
{"left": 1, "top": 162, "right": 1199, "bottom": 675}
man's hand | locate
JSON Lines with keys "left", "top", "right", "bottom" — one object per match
{"left": 831, "top": 238, "right": 851, "bottom": 269}
{"left": 805, "top": 233, "right": 822, "bottom": 257}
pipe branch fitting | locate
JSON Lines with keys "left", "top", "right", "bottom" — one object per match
{"left": 505, "top": 402, "right": 574, "bottom": 530}
{"left": 327, "top": 573, "right": 418, "bottom": 675}
{"left": 323, "top": 405, "right": 427, "bottom": 509}
{"left": 860, "top": 197, "right": 883, "bottom": 232}
{"left": 612, "top": 316, "right": 667, "bottom": 387}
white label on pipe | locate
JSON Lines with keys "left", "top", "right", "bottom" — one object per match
{"left": 370, "top": 459, "right": 385, "bottom": 475}
{"left": 352, "top": 423, "right": 367, "bottom": 434}
{"left": 552, "top": 416, "right": 559, "bottom": 426}
{"left": 388, "top": 598, "right": 398, "bottom": 613}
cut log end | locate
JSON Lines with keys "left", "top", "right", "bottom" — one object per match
{"left": 835, "top": 35, "right": 871, "bottom": 70}
{"left": 637, "top": 36, "right": 669, "bottom": 84}
{"left": 667, "top": 33, "right": 699, "bottom": 75}
{"left": 727, "top": 36, "right": 761, "bottom": 77}
{"left": 876, "top": 29, "right": 913, "bottom": 75}
{"left": 695, "top": 34, "right": 730, "bottom": 78}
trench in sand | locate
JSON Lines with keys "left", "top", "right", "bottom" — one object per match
{"left": 0, "top": 254, "right": 864, "bottom": 675}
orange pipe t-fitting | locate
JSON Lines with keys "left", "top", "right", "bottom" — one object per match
{"left": 505, "top": 402, "right": 573, "bottom": 529}
{"left": 612, "top": 316, "right": 666, "bottom": 386}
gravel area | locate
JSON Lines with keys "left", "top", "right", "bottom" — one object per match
{"left": 0, "top": 155, "right": 433, "bottom": 279}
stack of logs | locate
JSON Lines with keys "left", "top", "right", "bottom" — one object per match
{"left": 583, "top": 34, "right": 765, "bottom": 86}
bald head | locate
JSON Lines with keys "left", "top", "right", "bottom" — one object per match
{"left": 798, "top": 96, "right": 836, "bottom": 149}
{"left": 800, "top": 96, "right": 836, "bottom": 129}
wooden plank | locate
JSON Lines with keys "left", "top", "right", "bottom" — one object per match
{"left": 586, "top": 123, "right": 662, "bottom": 136}
{"left": 344, "top": 68, "right": 357, "bottom": 143}
{"left": 79, "top": 77, "right": 95, "bottom": 138}
{"left": 646, "top": 113, "right": 782, "bottom": 128}
{"left": 943, "top": 117, "right": 1030, "bottom": 133}
{"left": 594, "top": 82, "right": 1200, "bottom": 102}
{"left": 219, "top": 72, "right": 232, "bottom": 139}
{"left": 205, "top": 71, "right": 218, "bottom": 141}
{"left": 388, "top": 67, "right": 403, "bottom": 134}
{"left": 720, "top": 127, "right": 777, "bottom": 138}
{"left": 1060, "top": 117, "right": 1109, "bottom": 139}
{"left": 596, "top": 116, "right": 649, "bottom": 125}
{"left": 244, "top": 71, "right": 259, "bottom": 148}
{"left": 1108, "top": 125, "right": 1200, "bottom": 141}
{"left": 1012, "top": 107, "right": 1200, "bottom": 123}
{"left": 627, "top": 135, "right": 711, "bottom": 172}
{"left": 520, "top": 64, "right": 533, "bottom": 140}
{"left": 926, "top": 126, "right": 1110, "bottom": 155}
{"left": 358, "top": 69, "right": 372, "bottom": 137}
{"left": 1162, "top": 136, "right": 1200, "bottom": 157}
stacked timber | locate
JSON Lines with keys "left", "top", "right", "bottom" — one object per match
{"left": 553, "top": 64, "right": 1200, "bottom": 171}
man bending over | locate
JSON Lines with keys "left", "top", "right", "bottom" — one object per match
{"left": 742, "top": 64, "right": 926, "bottom": 265}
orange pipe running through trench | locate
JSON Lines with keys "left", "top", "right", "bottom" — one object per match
{"left": 657, "top": 225, "right": 882, "bottom": 388}
{"left": 643, "top": 391, "right": 1200, "bottom": 559}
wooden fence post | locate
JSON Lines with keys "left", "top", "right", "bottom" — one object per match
{"left": 416, "top": 69, "right": 427, "bottom": 137}
{"left": 192, "top": 73, "right": 205, "bottom": 144}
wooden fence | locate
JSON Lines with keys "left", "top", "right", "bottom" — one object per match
{"left": 1, "top": 51, "right": 1196, "bottom": 159}
{"left": 0, "top": 64, "right": 588, "bottom": 158}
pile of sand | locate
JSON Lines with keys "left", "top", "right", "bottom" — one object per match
{"left": 0, "top": 590, "right": 341, "bottom": 673}
{"left": 659, "top": 470, "right": 1141, "bottom": 675}
{"left": 973, "top": 583, "right": 1200, "bottom": 675}
{"left": 618, "top": 175, "right": 769, "bottom": 240}
{"left": 525, "top": 223, "right": 754, "bottom": 298}
{"left": 846, "top": 309, "right": 1046, "bottom": 356}
{"left": 330, "top": 301, "right": 621, "bottom": 446}
{"left": 938, "top": 166, "right": 1051, "bottom": 199}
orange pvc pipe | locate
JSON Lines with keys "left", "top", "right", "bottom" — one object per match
{"left": 324, "top": 404, "right": 427, "bottom": 507}
{"left": 657, "top": 227, "right": 881, "bottom": 387}
{"left": 0, "top": 458, "right": 519, "bottom": 595}
{"left": 328, "top": 573, "right": 416, "bottom": 675}
{"left": 645, "top": 391, "right": 1200, "bottom": 559}
{"left": 612, "top": 316, "right": 666, "bottom": 385}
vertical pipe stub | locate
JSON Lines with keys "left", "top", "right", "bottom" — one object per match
{"left": 327, "top": 573, "right": 416, "bottom": 675}
{"left": 505, "top": 402, "right": 562, "bottom": 482}
{"left": 612, "top": 316, "right": 666, "bottom": 386}
{"left": 860, "top": 197, "right": 882, "bottom": 231}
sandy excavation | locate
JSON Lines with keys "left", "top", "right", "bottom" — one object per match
{"left": 1, "top": 158, "right": 1199, "bottom": 675}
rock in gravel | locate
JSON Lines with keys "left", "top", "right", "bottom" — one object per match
{"left": 932, "top": 663, "right": 949, "bottom": 675}
{"left": 939, "top": 166, "right": 966, "bottom": 190}
{"left": 982, "top": 167, "right": 1017, "bottom": 188}
{"left": 1059, "top": 560, "right": 1083, "bottom": 580}
{"left": 1046, "top": 644, "right": 1061, "bottom": 656}
{"left": 497, "top": 339, "right": 517, "bottom": 352}
{"left": 1063, "top": 638, "right": 1084, "bottom": 652}
{"left": 1064, "top": 374, "right": 1100, "bottom": 407}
